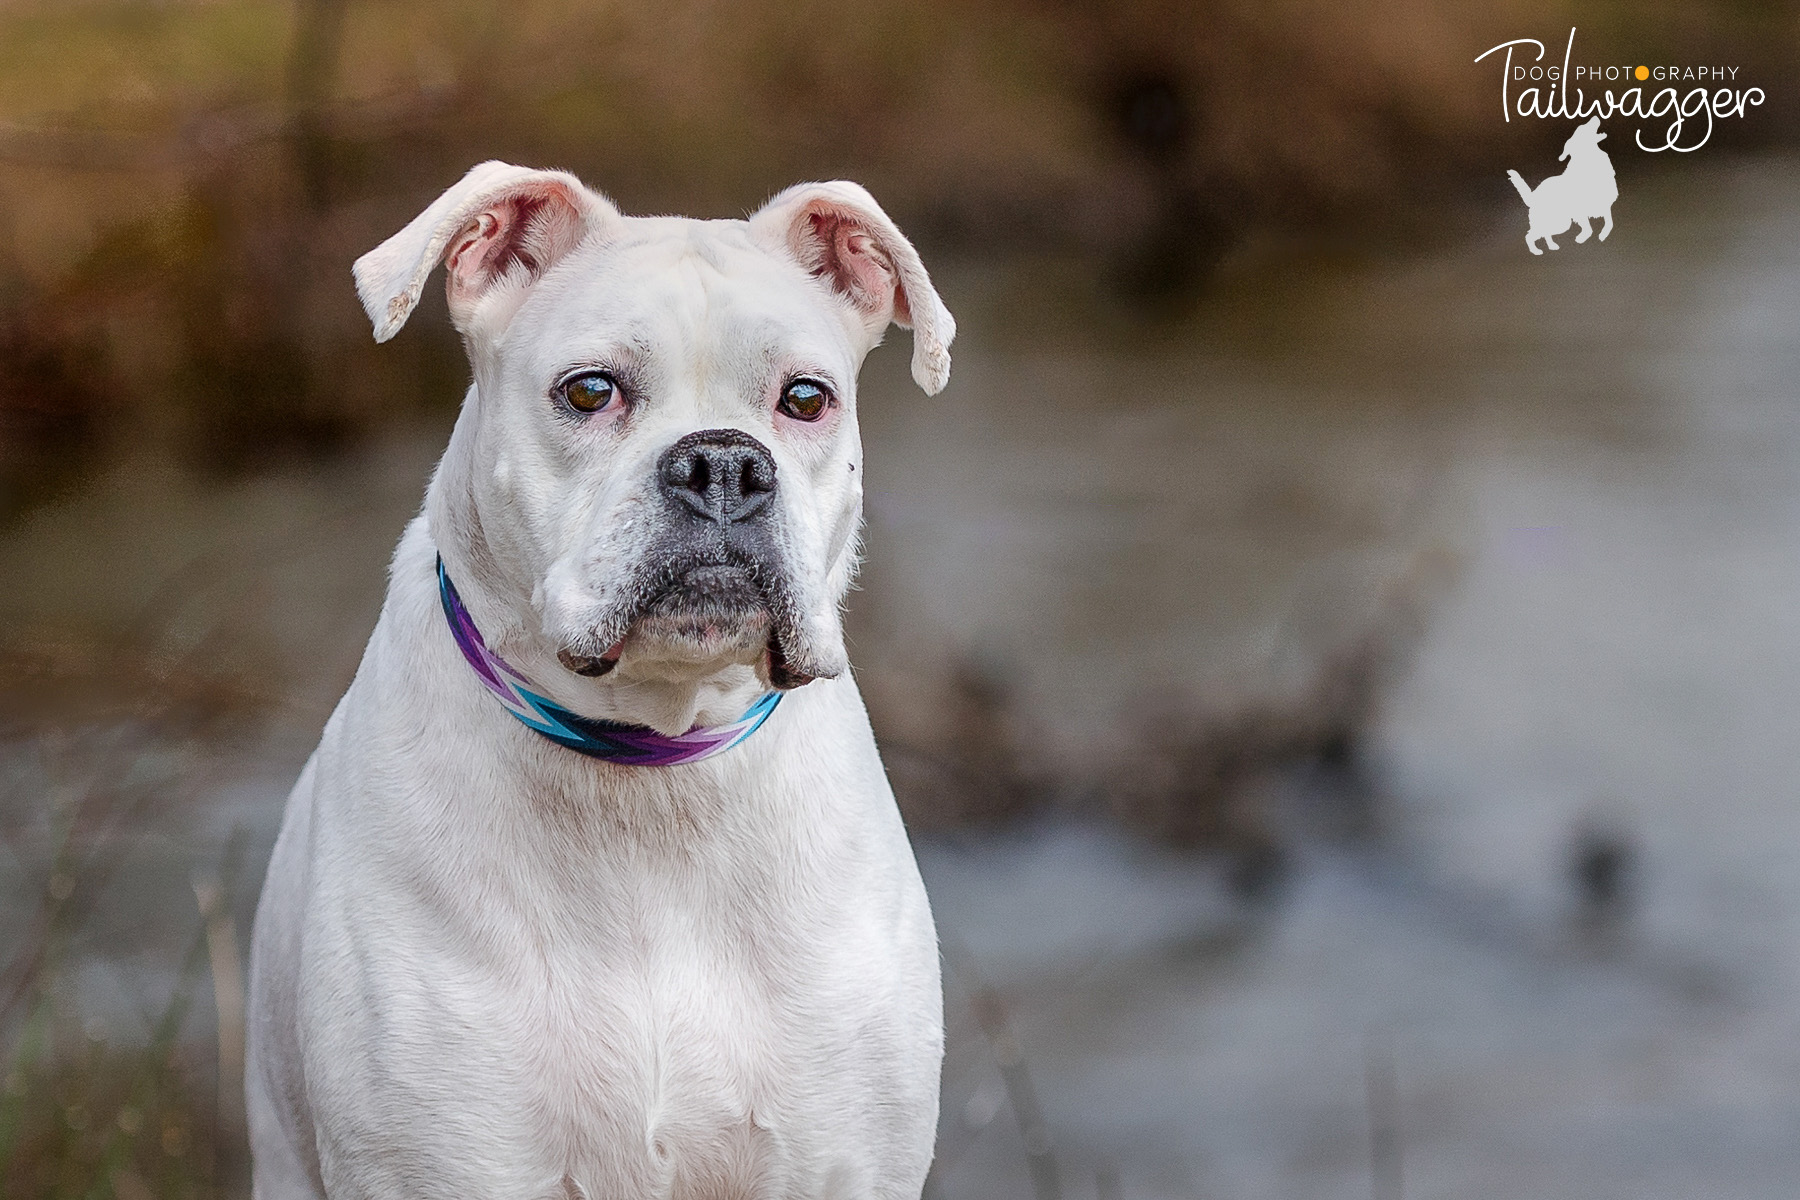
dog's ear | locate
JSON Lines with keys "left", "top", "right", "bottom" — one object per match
{"left": 354, "top": 161, "right": 618, "bottom": 343}
{"left": 748, "top": 181, "right": 956, "bottom": 395}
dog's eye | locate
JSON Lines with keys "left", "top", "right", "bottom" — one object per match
{"left": 778, "top": 379, "right": 831, "bottom": 422}
{"left": 559, "top": 371, "right": 619, "bottom": 414}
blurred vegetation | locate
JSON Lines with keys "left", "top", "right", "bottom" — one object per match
{"left": 1, "top": 0, "right": 1795, "bottom": 514}
{"left": 1, "top": 635, "right": 266, "bottom": 1200}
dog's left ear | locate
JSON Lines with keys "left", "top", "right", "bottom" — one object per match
{"left": 749, "top": 181, "right": 956, "bottom": 395}
{"left": 354, "top": 161, "right": 619, "bottom": 343}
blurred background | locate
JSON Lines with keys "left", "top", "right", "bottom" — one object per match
{"left": 3, "top": 1, "right": 1800, "bottom": 1197}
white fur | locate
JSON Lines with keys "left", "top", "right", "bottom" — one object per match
{"left": 247, "top": 164, "right": 953, "bottom": 1200}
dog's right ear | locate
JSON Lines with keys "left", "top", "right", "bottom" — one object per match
{"left": 353, "top": 161, "right": 618, "bottom": 343}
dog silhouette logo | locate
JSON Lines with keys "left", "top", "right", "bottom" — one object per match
{"left": 1508, "top": 116, "right": 1618, "bottom": 254}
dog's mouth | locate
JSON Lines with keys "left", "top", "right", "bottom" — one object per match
{"left": 637, "top": 563, "right": 773, "bottom": 654}
{"left": 557, "top": 558, "right": 816, "bottom": 689}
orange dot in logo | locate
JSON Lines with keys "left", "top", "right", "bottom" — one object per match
{"left": 1634, "top": 65, "right": 1649, "bottom": 80}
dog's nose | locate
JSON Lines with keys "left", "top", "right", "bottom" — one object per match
{"left": 658, "top": 429, "right": 778, "bottom": 524}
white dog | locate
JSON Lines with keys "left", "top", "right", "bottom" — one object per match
{"left": 1508, "top": 115, "right": 1618, "bottom": 255}
{"left": 245, "top": 162, "right": 955, "bottom": 1200}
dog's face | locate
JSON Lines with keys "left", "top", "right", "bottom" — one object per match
{"left": 355, "top": 164, "right": 953, "bottom": 732}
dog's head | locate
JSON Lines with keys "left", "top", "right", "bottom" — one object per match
{"left": 1560, "top": 116, "right": 1606, "bottom": 162}
{"left": 356, "top": 163, "right": 953, "bottom": 733}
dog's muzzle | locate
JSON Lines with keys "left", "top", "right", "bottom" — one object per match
{"left": 647, "top": 430, "right": 783, "bottom": 629}
{"left": 561, "top": 429, "right": 818, "bottom": 690}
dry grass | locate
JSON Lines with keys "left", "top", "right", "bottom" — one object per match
{"left": 0, "top": 626, "right": 266, "bottom": 1199}
{"left": 1, "top": 910, "right": 236, "bottom": 1200}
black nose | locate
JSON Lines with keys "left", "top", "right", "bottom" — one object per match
{"left": 658, "top": 428, "right": 778, "bottom": 524}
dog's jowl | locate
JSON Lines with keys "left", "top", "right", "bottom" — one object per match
{"left": 245, "top": 163, "right": 954, "bottom": 1200}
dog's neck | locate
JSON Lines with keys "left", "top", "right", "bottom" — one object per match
{"left": 424, "top": 438, "right": 770, "bottom": 737}
{"left": 435, "top": 556, "right": 781, "bottom": 763}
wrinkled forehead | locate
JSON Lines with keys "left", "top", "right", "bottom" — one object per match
{"left": 500, "top": 217, "right": 863, "bottom": 378}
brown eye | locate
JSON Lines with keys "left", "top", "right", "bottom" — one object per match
{"left": 778, "top": 379, "right": 830, "bottom": 421}
{"left": 559, "top": 371, "right": 618, "bottom": 414}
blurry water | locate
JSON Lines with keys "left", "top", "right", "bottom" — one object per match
{"left": 3, "top": 157, "right": 1798, "bottom": 1198}
{"left": 908, "top": 159, "right": 1800, "bottom": 1200}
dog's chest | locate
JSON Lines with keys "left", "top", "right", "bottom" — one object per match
{"left": 530, "top": 891, "right": 817, "bottom": 1174}
{"left": 391, "top": 821, "right": 926, "bottom": 1198}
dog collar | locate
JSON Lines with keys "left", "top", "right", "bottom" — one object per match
{"left": 436, "top": 557, "right": 781, "bottom": 766}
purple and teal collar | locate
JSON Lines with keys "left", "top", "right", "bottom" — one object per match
{"left": 437, "top": 556, "right": 780, "bottom": 766}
